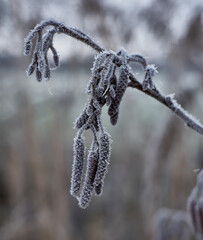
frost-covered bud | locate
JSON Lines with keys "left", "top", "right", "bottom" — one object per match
{"left": 24, "top": 40, "right": 32, "bottom": 55}
{"left": 94, "top": 132, "right": 111, "bottom": 187}
{"left": 142, "top": 64, "right": 157, "bottom": 90}
{"left": 74, "top": 106, "right": 89, "bottom": 129}
{"left": 108, "top": 65, "right": 129, "bottom": 125}
{"left": 78, "top": 147, "right": 99, "bottom": 209}
{"left": 27, "top": 63, "right": 35, "bottom": 76}
{"left": 70, "top": 134, "right": 86, "bottom": 197}
{"left": 36, "top": 69, "right": 42, "bottom": 82}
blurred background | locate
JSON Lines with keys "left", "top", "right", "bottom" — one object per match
{"left": 0, "top": 0, "right": 203, "bottom": 239}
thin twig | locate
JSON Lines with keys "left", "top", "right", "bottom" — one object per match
{"left": 24, "top": 19, "right": 203, "bottom": 136}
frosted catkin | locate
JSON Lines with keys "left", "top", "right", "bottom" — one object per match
{"left": 74, "top": 106, "right": 89, "bottom": 129}
{"left": 94, "top": 132, "right": 111, "bottom": 187}
{"left": 70, "top": 134, "right": 86, "bottom": 197}
{"left": 108, "top": 65, "right": 129, "bottom": 125}
{"left": 79, "top": 147, "right": 99, "bottom": 208}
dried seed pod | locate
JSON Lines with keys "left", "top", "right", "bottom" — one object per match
{"left": 94, "top": 132, "right": 111, "bottom": 187}
{"left": 74, "top": 105, "right": 89, "bottom": 129}
{"left": 78, "top": 146, "right": 99, "bottom": 209}
{"left": 70, "top": 134, "right": 86, "bottom": 197}
{"left": 108, "top": 65, "right": 129, "bottom": 125}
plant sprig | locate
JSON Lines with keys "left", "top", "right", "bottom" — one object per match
{"left": 24, "top": 19, "right": 203, "bottom": 208}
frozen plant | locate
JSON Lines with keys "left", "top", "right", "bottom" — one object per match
{"left": 24, "top": 19, "right": 203, "bottom": 208}
{"left": 188, "top": 170, "right": 203, "bottom": 240}
{"left": 154, "top": 208, "right": 192, "bottom": 240}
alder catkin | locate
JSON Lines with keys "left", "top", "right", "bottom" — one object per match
{"left": 94, "top": 132, "right": 111, "bottom": 187}
{"left": 108, "top": 65, "right": 129, "bottom": 125}
{"left": 79, "top": 147, "right": 99, "bottom": 208}
{"left": 70, "top": 134, "right": 86, "bottom": 197}
{"left": 74, "top": 106, "right": 89, "bottom": 129}
{"left": 50, "top": 45, "right": 59, "bottom": 67}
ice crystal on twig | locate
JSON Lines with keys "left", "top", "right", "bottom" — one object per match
{"left": 24, "top": 19, "right": 203, "bottom": 208}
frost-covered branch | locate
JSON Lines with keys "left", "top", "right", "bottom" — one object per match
{"left": 24, "top": 19, "right": 203, "bottom": 208}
